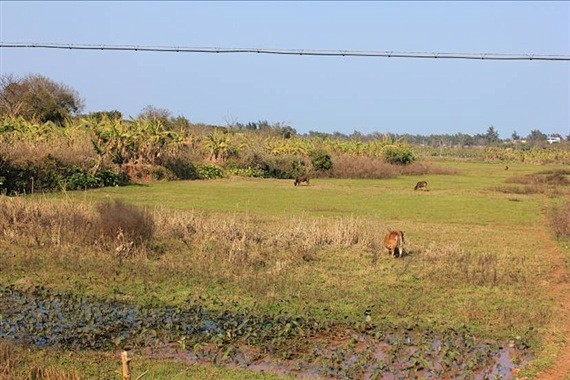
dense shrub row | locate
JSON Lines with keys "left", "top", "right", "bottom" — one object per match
{"left": 0, "top": 116, "right": 424, "bottom": 194}
{"left": 8, "top": 114, "right": 568, "bottom": 195}
{"left": 0, "top": 156, "right": 128, "bottom": 194}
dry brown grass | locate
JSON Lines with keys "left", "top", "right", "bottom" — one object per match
{"left": 151, "top": 207, "right": 380, "bottom": 281}
{"left": 96, "top": 200, "right": 155, "bottom": 248}
{"left": 399, "top": 160, "right": 459, "bottom": 175}
{"left": 328, "top": 153, "right": 457, "bottom": 179}
{"left": 27, "top": 367, "right": 81, "bottom": 380}
{"left": 414, "top": 242, "right": 525, "bottom": 286}
{"left": 0, "top": 132, "right": 100, "bottom": 169}
{"left": 0, "top": 197, "right": 153, "bottom": 257}
{"left": 496, "top": 170, "right": 570, "bottom": 196}
{"left": 0, "top": 196, "right": 540, "bottom": 294}
{"left": 327, "top": 154, "right": 399, "bottom": 178}
{"left": 0, "top": 196, "right": 380, "bottom": 286}
{"left": 508, "top": 170, "right": 570, "bottom": 187}
{"left": 0, "top": 340, "right": 80, "bottom": 380}
{"left": 0, "top": 196, "right": 546, "bottom": 286}
{"left": 549, "top": 201, "right": 570, "bottom": 240}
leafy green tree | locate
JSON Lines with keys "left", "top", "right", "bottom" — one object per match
{"left": 484, "top": 126, "right": 500, "bottom": 145}
{"left": 527, "top": 129, "right": 547, "bottom": 144}
{"left": 0, "top": 73, "right": 84, "bottom": 124}
{"left": 87, "top": 110, "right": 123, "bottom": 122}
{"left": 511, "top": 131, "right": 521, "bottom": 141}
{"left": 138, "top": 105, "right": 172, "bottom": 122}
{"left": 455, "top": 133, "right": 474, "bottom": 146}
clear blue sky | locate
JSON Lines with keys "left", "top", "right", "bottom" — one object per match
{"left": 1, "top": 1, "right": 568, "bottom": 138}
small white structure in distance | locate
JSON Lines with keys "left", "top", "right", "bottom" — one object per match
{"left": 546, "top": 136, "right": 561, "bottom": 144}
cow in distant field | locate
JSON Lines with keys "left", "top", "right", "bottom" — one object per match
{"left": 294, "top": 175, "right": 310, "bottom": 186}
{"left": 414, "top": 181, "right": 428, "bottom": 191}
{"left": 384, "top": 230, "right": 405, "bottom": 258}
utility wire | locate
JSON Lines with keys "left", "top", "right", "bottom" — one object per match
{"left": 1, "top": 42, "right": 569, "bottom": 61}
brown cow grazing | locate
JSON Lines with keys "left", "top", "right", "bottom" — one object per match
{"left": 414, "top": 181, "right": 428, "bottom": 191}
{"left": 384, "top": 230, "right": 405, "bottom": 258}
{"left": 294, "top": 175, "right": 310, "bottom": 186}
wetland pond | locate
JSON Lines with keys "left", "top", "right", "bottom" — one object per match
{"left": 0, "top": 285, "right": 531, "bottom": 379}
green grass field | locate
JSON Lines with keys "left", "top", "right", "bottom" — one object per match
{"left": 2, "top": 160, "right": 569, "bottom": 379}
{"left": 64, "top": 161, "right": 542, "bottom": 221}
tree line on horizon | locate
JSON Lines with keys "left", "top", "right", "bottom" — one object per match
{"left": 1, "top": 73, "right": 567, "bottom": 149}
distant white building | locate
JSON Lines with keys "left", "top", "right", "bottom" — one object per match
{"left": 546, "top": 136, "right": 561, "bottom": 144}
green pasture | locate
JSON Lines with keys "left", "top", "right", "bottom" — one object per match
{"left": 5, "top": 160, "right": 570, "bottom": 379}
{"left": 65, "top": 161, "right": 544, "bottom": 224}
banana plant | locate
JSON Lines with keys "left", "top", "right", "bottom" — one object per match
{"left": 203, "top": 128, "right": 240, "bottom": 162}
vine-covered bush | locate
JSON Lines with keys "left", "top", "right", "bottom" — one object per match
{"left": 310, "top": 150, "right": 333, "bottom": 171}
{"left": 382, "top": 145, "right": 415, "bottom": 165}
{"left": 197, "top": 164, "right": 224, "bottom": 179}
{"left": 160, "top": 158, "right": 199, "bottom": 180}
{"left": 232, "top": 151, "right": 305, "bottom": 179}
{"left": 225, "top": 166, "right": 267, "bottom": 178}
{"left": 0, "top": 157, "right": 128, "bottom": 194}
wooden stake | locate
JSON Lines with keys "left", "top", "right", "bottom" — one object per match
{"left": 121, "top": 351, "right": 131, "bottom": 380}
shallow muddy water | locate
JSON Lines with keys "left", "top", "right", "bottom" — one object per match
{"left": 0, "top": 285, "right": 531, "bottom": 379}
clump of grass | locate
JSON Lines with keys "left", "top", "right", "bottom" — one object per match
{"left": 536, "top": 169, "right": 570, "bottom": 176}
{"left": 415, "top": 243, "right": 499, "bottom": 286}
{"left": 0, "top": 197, "right": 154, "bottom": 257}
{"left": 329, "top": 154, "right": 399, "bottom": 179}
{"left": 0, "top": 196, "right": 376, "bottom": 282}
{"left": 549, "top": 201, "right": 570, "bottom": 240}
{"left": 95, "top": 199, "right": 155, "bottom": 251}
{"left": 328, "top": 154, "right": 458, "bottom": 179}
{"left": 0, "top": 339, "right": 80, "bottom": 380}
{"left": 411, "top": 242, "right": 534, "bottom": 287}
{"left": 27, "top": 367, "right": 81, "bottom": 380}
{"left": 399, "top": 161, "right": 459, "bottom": 176}
{"left": 152, "top": 208, "right": 377, "bottom": 280}
{"left": 494, "top": 184, "right": 547, "bottom": 195}
{"left": 0, "top": 196, "right": 91, "bottom": 247}
{"left": 508, "top": 171, "right": 570, "bottom": 187}
{"left": 496, "top": 170, "right": 570, "bottom": 196}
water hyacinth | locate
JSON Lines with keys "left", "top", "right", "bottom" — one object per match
{"left": 0, "top": 284, "right": 531, "bottom": 379}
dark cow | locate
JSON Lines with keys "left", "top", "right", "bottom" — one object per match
{"left": 414, "top": 181, "right": 428, "bottom": 191}
{"left": 384, "top": 230, "right": 405, "bottom": 258}
{"left": 294, "top": 175, "right": 310, "bottom": 186}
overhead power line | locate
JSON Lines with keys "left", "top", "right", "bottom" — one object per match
{"left": 1, "top": 42, "right": 569, "bottom": 61}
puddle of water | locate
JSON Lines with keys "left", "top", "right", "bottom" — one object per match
{"left": 0, "top": 285, "right": 532, "bottom": 379}
{"left": 138, "top": 331, "right": 529, "bottom": 379}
